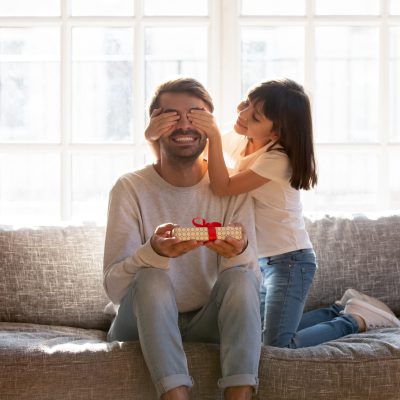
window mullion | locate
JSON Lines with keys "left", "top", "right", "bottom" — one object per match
{"left": 134, "top": 1, "right": 144, "bottom": 146}
{"left": 220, "top": 0, "right": 241, "bottom": 131}
{"left": 208, "top": 0, "right": 221, "bottom": 122}
{"left": 305, "top": 0, "right": 316, "bottom": 114}
{"left": 61, "top": 0, "right": 71, "bottom": 220}
{"left": 378, "top": 0, "right": 390, "bottom": 210}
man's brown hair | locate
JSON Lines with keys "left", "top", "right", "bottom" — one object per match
{"left": 149, "top": 77, "right": 214, "bottom": 115}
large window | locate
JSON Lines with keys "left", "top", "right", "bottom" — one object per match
{"left": 0, "top": 0, "right": 399, "bottom": 222}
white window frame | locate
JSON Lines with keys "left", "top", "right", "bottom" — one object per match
{"left": 221, "top": 0, "right": 400, "bottom": 212}
{"left": 0, "top": 0, "right": 399, "bottom": 221}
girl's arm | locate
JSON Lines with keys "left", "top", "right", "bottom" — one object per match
{"left": 189, "top": 110, "right": 270, "bottom": 196}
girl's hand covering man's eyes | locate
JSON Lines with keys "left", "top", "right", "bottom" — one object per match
{"left": 145, "top": 108, "right": 180, "bottom": 142}
{"left": 188, "top": 109, "right": 221, "bottom": 139}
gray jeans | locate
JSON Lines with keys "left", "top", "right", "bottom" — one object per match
{"left": 107, "top": 266, "right": 261, "bottom": 398}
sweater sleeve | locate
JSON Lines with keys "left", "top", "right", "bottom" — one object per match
{"left": 103, "top": 177, "right": 169, "bottom": 305}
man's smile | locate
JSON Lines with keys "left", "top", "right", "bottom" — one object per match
{"left": 169, "top": 130, "right": 202, "bottom": 146}
{"left": 172, "top": 136, "right": 197, "bottom": 143}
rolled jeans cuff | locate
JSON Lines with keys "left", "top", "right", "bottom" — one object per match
{"left": 218, "top": 374, "right": 259, "bottom": 393}
{"left": 155, "top": 374, "right": 194, "bottom": 398}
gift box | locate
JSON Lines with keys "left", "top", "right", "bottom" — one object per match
{"left": 172, "top": 218, "right": 242, "bottom": 241}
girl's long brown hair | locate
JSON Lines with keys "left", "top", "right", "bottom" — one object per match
{"left": 248, "top": 79, "right": 317, "bottom": 190}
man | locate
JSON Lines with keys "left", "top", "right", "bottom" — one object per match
{"left": 103, "top": 78, "right": 261, "bottom": 400}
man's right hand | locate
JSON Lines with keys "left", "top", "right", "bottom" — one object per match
{"left": 150, "top": 223, "right": 203, "bottom": 258}
{"left": 145, "top": 108, "right": 180, "bottom": 142}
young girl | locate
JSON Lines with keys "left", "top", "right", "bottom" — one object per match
{"left": 187, "top": 78, "right": 317, "bottom": 347}
{"left": 146, "top": 78, "right": 400, "bottom": 347}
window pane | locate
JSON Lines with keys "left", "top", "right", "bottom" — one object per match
{"left": 0, "top": 153, "right": 60, "bottom": 219}
{"left": 241, "top": 27, "right": 304, "bottom": 96}
{"left": 390, "top": 0, "right": 400, "bottom": 14}
{"left": 0, "top": 0, "right": 60, "bottom": 16}
{"left": 390, "top": 28, "right": 400, "bottom": 142}
{"left": 71, "top": 0, "right": 134, "bottom": 16}
{"left": 388, "top": 151, "right": 400, "bottom": 209}
{"left": 315, "top": 0, "right": 379, "bottom": 15}
{"left": 71, "top": 150, "right": 152, "bottom": 219}
{"left": 241, "top": 0, "right": 305, "bottom": 15}
{"left": 144, "top": 0, "right": 207, "bottom": 16}
{"left": 145, "top": 27, "right": 207, "bottom": 106}
{"left": 314, "top": 27, "right": 379, "bottom": 143}
{"left": 72, "top": 28, "right": 134, "bottom": 143}
{"left": 302, "top": 149, "right": 379, "bottom": 212}
{"left": 0, "top": 28, "right": 60, "bottom": 143}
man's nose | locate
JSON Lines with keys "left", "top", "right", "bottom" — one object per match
{"left": 175, "top": 113, "right": 192, "bottom": 130}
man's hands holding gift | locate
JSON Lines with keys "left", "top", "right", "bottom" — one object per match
{"left": 204, "top": 223, "right": 248, "bottom": 258}
{"left": 150, "top": 222, "right": 248, "bottom": 259}
{"left": 151, "top": 223, "right": 203, "bottom": 258}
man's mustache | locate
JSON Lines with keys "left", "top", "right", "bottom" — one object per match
{"left": 170, "top": 129, "right": 201, "bottom": 138}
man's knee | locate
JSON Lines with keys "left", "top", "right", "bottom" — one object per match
{"left": 134, "top": 268, "right": 176, "bottom": 306}
{"left": 217, "top": 267, "right": 259, "bottom": 304}
{"left": 219, "top": 267, "right": 258, "bottom": 289}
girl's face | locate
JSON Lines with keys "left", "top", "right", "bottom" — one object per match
{"left": 233, "top": 100, "right": 248, "bottom": 135}
{"left": 234, "top": 99, "right": 278, "bottom": 144}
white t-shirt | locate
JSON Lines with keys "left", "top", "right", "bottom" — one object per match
{"left": 222, "top": 131, "right": 312, "bottom": 258}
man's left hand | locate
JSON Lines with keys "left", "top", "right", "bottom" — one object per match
{"left": 204, "top": 223, "right": 248, "bottom": 258}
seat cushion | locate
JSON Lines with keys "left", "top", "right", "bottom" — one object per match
{"left": 1, "top": 322, "right": 400, "bottom": 400}
{"left": 0, "top": 322, "right": 158, "bottom": 400}
{"left": 258, "top": 328, "right": 400, "bottom": 400}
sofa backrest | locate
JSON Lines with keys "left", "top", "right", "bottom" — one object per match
{"left": 0, "top": 224, "right": 112, "bottom": 330}
{"left": 305, "top": 215, "right": 400, "bottom": 315}
{"left": 0, "top": 215, "right": 399, "bottom": 330}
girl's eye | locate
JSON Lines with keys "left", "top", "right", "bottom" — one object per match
{"left": 252, "top": 114, "right": 260, "bottom": 122}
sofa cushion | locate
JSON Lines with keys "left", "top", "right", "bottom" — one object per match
{"left": 258, "top": 328, "right": 400, "bottom": 400}
{"left": 0, "top": 224, "right": 111, "bottom": 330}
{"left": 1, "top": 322, "right": 400, "bottom": 400}
{"left": 305, "top": 215, "right": 400, "bottom": 316}
{"left": 0, "top": 322, "right": 213, "bottom": 400}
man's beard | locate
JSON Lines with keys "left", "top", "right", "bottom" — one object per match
{"left": 160, "top": 129, "right": 207, "bottom": 165}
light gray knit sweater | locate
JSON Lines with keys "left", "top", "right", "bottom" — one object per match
{"left": 103, "top": 164, "right": 259, "bottom": 312}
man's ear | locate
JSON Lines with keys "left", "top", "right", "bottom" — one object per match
{"left": 203, "top": 142, "right": 209, "bottom": 161}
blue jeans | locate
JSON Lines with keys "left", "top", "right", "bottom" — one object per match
{"left": 107, "top": 267, "right": 261, "bottom": 398}
{"left": 294, "top": 303, "right": 359, "bottom": 347}
{"left": 260, "top": 249, "right": 359, "bottom": 348}
{"left": 260, "top": 248, "right": 317, "bottom": 347}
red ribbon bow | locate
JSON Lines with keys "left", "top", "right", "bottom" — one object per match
{"left": 192, "top": 217, "right": 222, "bottom": 241}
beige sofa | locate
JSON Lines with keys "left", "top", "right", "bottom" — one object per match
{"left": 1, "top": 215, "right": 400, "bottom": 400}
